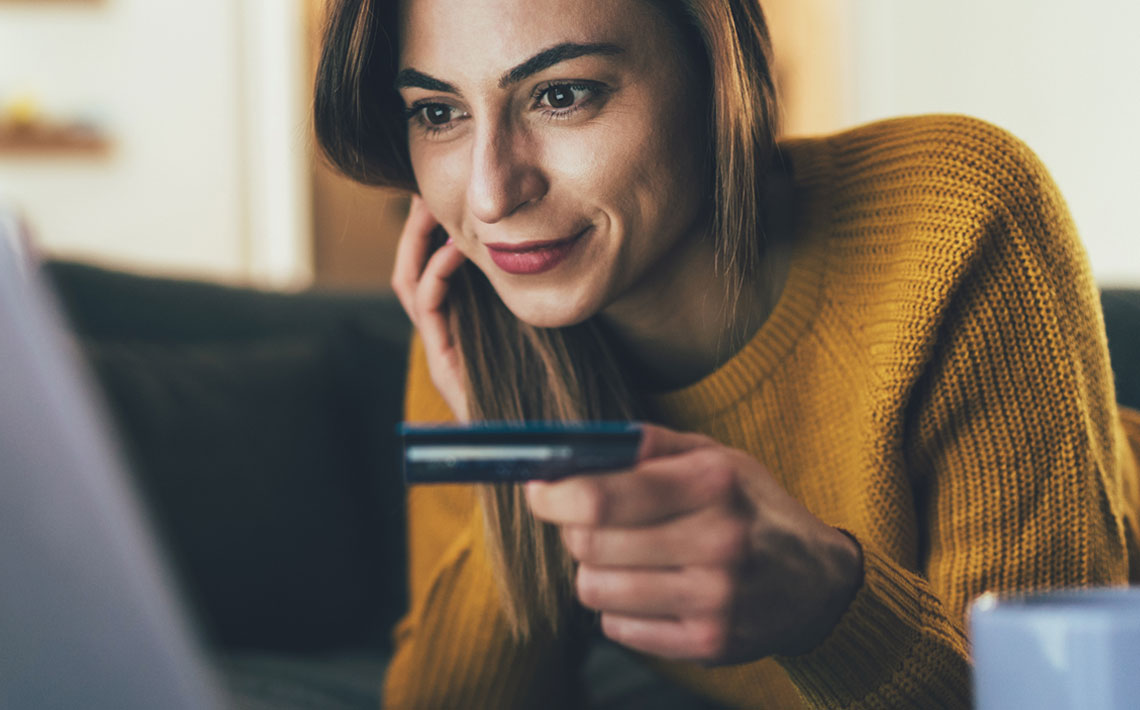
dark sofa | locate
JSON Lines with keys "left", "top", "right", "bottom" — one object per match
{"left": 43, "top": 260, "right": 1140, "bottom": 708}
{"left": 45, "top": 261, "right": 412, "bottom": 707}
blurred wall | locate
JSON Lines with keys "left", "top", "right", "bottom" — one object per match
{"left": 0, "top": 0, "right": 311, "bottom": 287}
{"left": 307, "top": 0, "right": 408, "bottom": 290}
{"left": 3, "top": 2, "right": 1134, "bottom": 288}
{"left": 315, "top": 0, "right": 1140, "bottom": 290}
{"left": 850, "top": 0, "right": 1140, "bottom": 286}
{"left": 764, "top": 0, "right": 853, "bottom": 137}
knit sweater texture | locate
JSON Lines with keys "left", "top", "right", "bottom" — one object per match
{"left": 383, "top": 114, "right": 1140, "bottom": 709}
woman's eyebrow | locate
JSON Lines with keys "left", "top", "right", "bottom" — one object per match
{"left": 498, "top": 42, "right": 624, "bottom": 88}
{"left": 394, "top": 69, "right": 458, "bottom": 94}
{"left": 394, "top": 42, "right": 624, "bottom": 93}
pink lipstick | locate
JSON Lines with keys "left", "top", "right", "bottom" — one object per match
{"left": 485, "top": 228, "right": 589, "bottom": 275}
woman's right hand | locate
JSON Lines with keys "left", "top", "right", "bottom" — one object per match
{"left": 391, "top": 195, "right": 471, "bottom": 422}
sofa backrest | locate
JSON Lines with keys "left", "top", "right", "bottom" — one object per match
{"left": 1102, "top": 289, "right": 1140, "bottom": 412}
{"left": 45, "top": 260, "right": 413, "bottom": 655}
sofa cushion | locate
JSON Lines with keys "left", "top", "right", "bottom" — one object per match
{"left": 45, "top": 260, "right": 408, "bottom": 346}
{"left": 83, "top": 321, "right": 407, "bottom": 653}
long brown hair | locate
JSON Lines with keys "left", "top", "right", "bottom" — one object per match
{"left": 314, "top": 0, "right": 779, "bottom": 638}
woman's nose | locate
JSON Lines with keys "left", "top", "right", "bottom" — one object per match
{"left": 467, "top": 125, "right": 547, "bottom": 224}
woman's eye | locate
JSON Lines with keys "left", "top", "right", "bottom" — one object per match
{"left": 544, "top": 85, "right": 577, "bottom": 109}
{"left": 404, "top": 102, "right": 468, "bottom": 137}
{"left": 421, "top": 104, "right": 454, "bottom": 126}
{"left": 535, "top": 83, "right": 599, "bottom": 114}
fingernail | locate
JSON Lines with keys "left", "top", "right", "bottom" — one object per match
{"left": 445, "top": 237, "right": 454, "bottom": 245}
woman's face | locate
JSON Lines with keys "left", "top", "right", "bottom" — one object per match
{"left": 397, "top": 0, "right": 709, "bottom": 328}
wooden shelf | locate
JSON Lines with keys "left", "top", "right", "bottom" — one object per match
{"left": 0, "top": 125, "right": 112, "bottom": 157}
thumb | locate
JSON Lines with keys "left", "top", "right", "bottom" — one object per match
{"left": 635, "top": 422, "right": 716, "bottom": 461}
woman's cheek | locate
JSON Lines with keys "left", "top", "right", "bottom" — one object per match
{"left": 553, "top": 118, "right": 638, "bottom": 187}
{"left": 422, "top": 196, "right": 463, "bottom": 242}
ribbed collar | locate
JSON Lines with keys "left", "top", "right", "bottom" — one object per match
{"left": 647, "top": 134, "right": 837, "bottom": 428}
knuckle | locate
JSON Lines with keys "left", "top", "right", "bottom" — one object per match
{"left": 693, "top": 450, "right": 737, "bottom": 499}
{"left": 575, "top": 567, "right": 602, "bottom": 608}
{"left": 412, "top": 285, "right": 434, "bottom": 315}
{"left": 706, "top": 523, "right": 749, "bottom": 565}
{"left": 599, "top": 613, "right": 627, "bottom": 645}
{"left": 689, "top": 618, "right": 729, "bottom": 659}
{"left": 690, "top": 568, "right": 736, "bottom": 613}
{"left": 577, "top": 485, "right": 611, "bottom": 526}
{"left": 561, "top": 526, "right": 591, "bottom": 560}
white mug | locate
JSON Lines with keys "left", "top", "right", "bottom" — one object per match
{"left": 970, "top": 587, "right": 1140, "bottom": 709}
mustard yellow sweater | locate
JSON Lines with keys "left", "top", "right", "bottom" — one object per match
{"left": 383, "top": 115, "right": 1140, "bottom": 709}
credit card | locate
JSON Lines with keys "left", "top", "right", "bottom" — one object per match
{"left": 399, "top": 421, "right": 643, "bottom": 483}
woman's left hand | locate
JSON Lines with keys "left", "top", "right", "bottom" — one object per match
{"left": 525, "top": 423, "right": 864, "bottom": 665}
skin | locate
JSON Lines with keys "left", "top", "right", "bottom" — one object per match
{"left": 392, "top": 0, "right": 863, "bottom": 665}
{"left": 395, "top": 0, "right": 738, "bottom": 390}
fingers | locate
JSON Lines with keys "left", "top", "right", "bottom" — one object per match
{"left": 560, "top": 506, "right": 749, "bottom": 567}
{"left": 391, "top": 195, "right": 445, "bottom": 325}
{"left": 600, "top": 613, "right": 732, "bottom": 663}
{"left": 414, "top": 241, "right": 468, "bottom": 360}
{"left": 576, "top": 564, "right": 735, "bottom": 618}
{"left": 389, "top": 196, "right": 471, "bottom": 421}
{"left": 526, "top": 446, "right": 738, "bottom": 526}
{"left": 636, "top": 422, "right": 716, "bottom": 461}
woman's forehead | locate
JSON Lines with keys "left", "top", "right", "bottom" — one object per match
{"left": 397, "top": 0, "right": 666, "bottom": 81}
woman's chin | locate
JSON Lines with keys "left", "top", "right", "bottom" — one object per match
{"left": 473, "top": 256, "right": 610, "bottom": 329}
{"left": 498, "top": 290, "right": 599, "bottom": 330}
{"left": 507, "top": 305, "right": 593, "bottom": 330}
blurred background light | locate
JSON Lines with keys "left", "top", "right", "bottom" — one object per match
{"left": 0, "top": 0, "right": 1136, "bottom": 288}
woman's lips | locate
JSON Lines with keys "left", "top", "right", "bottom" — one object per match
{"left": 485, "top": 228, "right": 589, "bottom": 275}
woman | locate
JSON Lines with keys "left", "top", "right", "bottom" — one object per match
{"left": 314, "top": 0, "right": 1140, "bottom": 707}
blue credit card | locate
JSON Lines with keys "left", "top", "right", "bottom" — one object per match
{"left": 399, "top": 421, "right": 643, "bottom": 484}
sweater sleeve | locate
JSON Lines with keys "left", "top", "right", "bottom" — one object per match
{"left": 383, "top": 334, "right": 582, "bottom": 709}
{"left": 776, "top": 121, "right": 1135, "bottom": 707}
